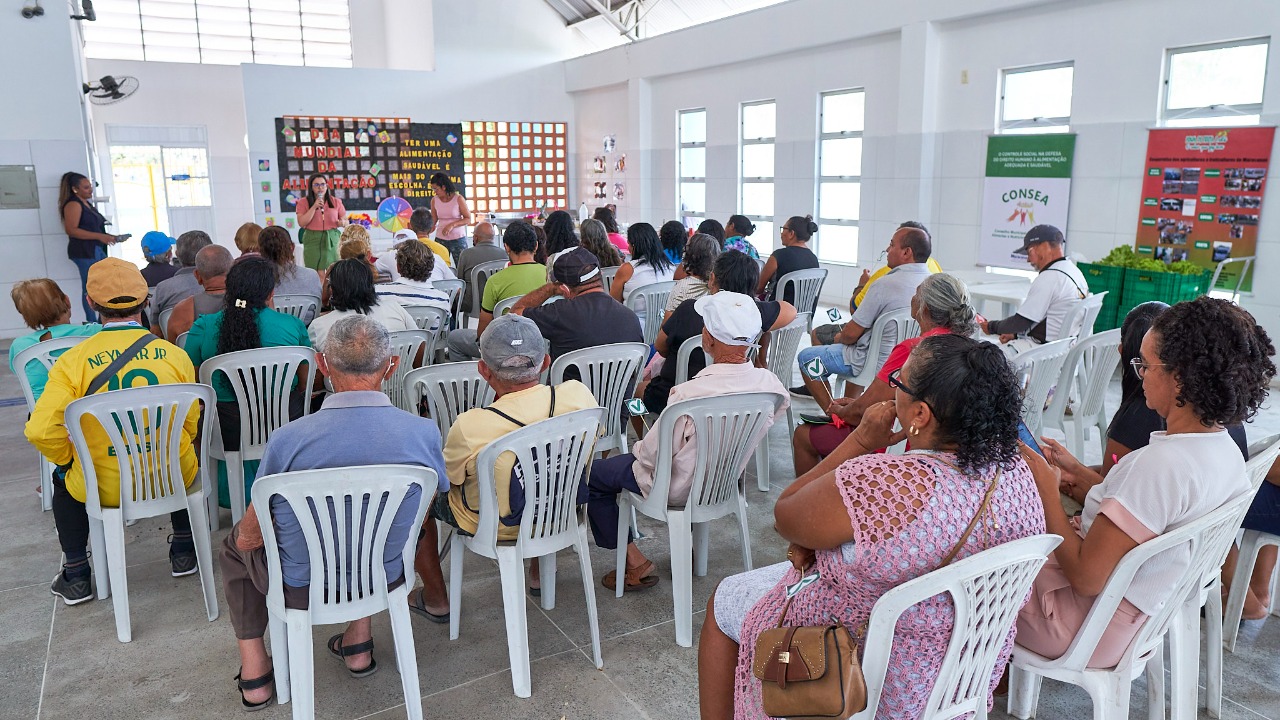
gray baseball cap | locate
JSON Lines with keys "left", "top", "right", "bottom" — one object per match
{"left": 479, "top": 313, "right": 546, "bottom": 369}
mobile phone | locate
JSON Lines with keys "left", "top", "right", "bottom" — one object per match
{"left": 1018, "top": 420, "right": 1044, "bottom": 457}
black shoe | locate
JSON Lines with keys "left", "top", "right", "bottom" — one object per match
{"left": 51, "top": 570, "right": 93, "bottom": 606}
{"left": 169, "top": 536, "right": 197, "bottom": 578}
{"left": 789, "top": 385, "right": 813, "bottom": 398}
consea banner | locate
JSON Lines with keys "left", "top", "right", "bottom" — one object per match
{"left": 978, "top": 134, "right": 1076, "bottom": 269}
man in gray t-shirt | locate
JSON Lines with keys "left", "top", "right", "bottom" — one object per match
{"left": 793, "top": 226, "right": 932, "bottom": 400}
{"left": 455, "top": 221, "right": 508, "bottom": 314}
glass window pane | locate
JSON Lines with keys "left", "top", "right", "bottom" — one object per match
{"left": 1002, "top": 125, "right": 1072, "bottom": 135}
{"left": 742, "top": 102, "right": 776, "bottom": 140}
{"left": 679, "top": 147, "right": 705, "bottom": 178}
{"left": 742, "top": 144, "right": 774, "bottom": 178}
{"left": 741, "top": 182, "right": 773, "bottom": 217}
{"left": 1165, "top": 114, "right": 1260, "bottom": 128}
{"left": 753, "top": 221, "right": 775, "bottom": 255}
{"left": 1167, "top": 43, "right": 1268, "bottom": 110}
{"left": 165, "top": 177, "right": 212, "bottom": 207}
{"left": 822, "top": 91, "right": 865, "bottom": 133}
{"left": 680, "top": 110, "right": 706, "bottom": 144}
{"left": 1002, "top": 65, "right": 1074, "bottom": 122}
{"left": 817, "top": 224, "right": 859, "bottom": 264}
{"left": 819, "top": 182, "right": 861, "bottom": 221}
{"left": 679, "top": 182, "right": 705, "bottom": 214}
{"left": 820, "top": 137, "right": 862, "bottom": 177}
{"left": 162, "top": 147, "right": 210, "bottom": 177}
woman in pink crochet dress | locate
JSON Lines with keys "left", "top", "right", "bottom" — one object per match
{"left": 698, "top": 334, "right": 1047, "bottom": 719}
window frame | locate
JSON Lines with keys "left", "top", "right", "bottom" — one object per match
{"left": 1160, "top": 37, "right": 1269, "bottom": 127}
{"left": 678, "top": 108, "right": 707, "bottom": 225}
{"left": 998, "top": 61, "right": 1075, "bottom": 134}
{"left": 815, "top": 88, "right": 865, "bottom": 265}
{"left": 739, "top": 99, "right": 776, "bottom": 253}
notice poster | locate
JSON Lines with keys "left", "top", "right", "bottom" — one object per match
{"left": 978, "top": 134, "right": 1076, "bottom": 269}
{"left": 1135, "top": 127, "right": 1273, "bottom": 292}
{"left": 274, "top": 116, "right": 463, "bottom": 212}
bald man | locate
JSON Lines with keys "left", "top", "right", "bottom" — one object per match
{"left": 165, "top": 244, "right": 233, "bottom": 340}
{"left": 456, "top": 222, "right": 507, "bottom": 315}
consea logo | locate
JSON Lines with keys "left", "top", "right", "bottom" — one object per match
{"left": 1001, "top": 188, "right": 1048, "bottom": 226}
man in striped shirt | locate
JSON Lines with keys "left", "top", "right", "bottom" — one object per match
{"left": 375, "top": 240, "right": 451, "bottom": 313}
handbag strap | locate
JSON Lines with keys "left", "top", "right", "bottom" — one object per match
{"left": 85, "top": 332, "right": 155, "bottom": 396}
{"left": 938, "top": 469, "right": 1001, "bottom": 568}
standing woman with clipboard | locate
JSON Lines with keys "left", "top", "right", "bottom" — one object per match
{"left": 295, "top": 173, "right": 347, "bottom": 270}
{"left": 60, "top": 172, "right": 128, "bottom": 323}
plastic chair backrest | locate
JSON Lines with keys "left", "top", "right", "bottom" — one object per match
{"left": 674, "top": 334, "right": 710, "bottom": 385}
{"left": 1045, "top": 329, "right": 1121, "bottom": 427}
{"left": 764, "top": 313, "right": 810, "bottom": 387}
{"left": 432, "top": 279, "right": 465, "bottom": 318}
{"left": 857, "top": 535, "right": 1062, "bottom": 719}
{"left": 12, "top": 336, "right": 89, "bottom": 410}
{"left": 197, "top": 346, "right": 316, "bottom": 459}
{"left": 272, "top": 293, "right": 321, "bottom": 326}
{"left": 492, "top": 295, "right": 521, "bottom": 317}
{"left": 158, "top": 307, "right": 175, "bottom": 340}
{"left": 647, "top": 392, "right": 782, "bottom": 521}
{"left": 252, "top": 465, "right": 435, "bottom": 625}
{"left": 625, "top": 280, "right": 677, "bottom": 346}
{"left": 842, "top": 307, "right": 919, "bottom": 385}
{"left": 1246, "top": 434, "right": 1280, "bottom": 491}
{"left": 549, "top": 343, "right": 648, "bottom": 452}
{"left": 469, "top": 260, "right": 509, "bottom": 318}
{"left": 64, "top": 383, "right": 215, "bottom": 522}
{"left": 402, "top": 306, "right": 449, "bottom": 360}
{"left": 404, "top": 361, "right": 496, "bottom": 440}
{"left": 175, "top": 332, "right": 189, "bottom": 350}
{"left": 1011, "top": 337, "right": 1073, "bottom": 438}
{"left": 383, "top": 330, "right": 432, "bottom": 412}
{"left": 1056, "top": 292, "right": 1106, "bottom": 341}
{"left": 599, "top": 266, "right": 620, "bottom": 295}
{"left": 471, "top": 408, "right": 604, "bottom": 556}
{"left": 776, "top": 268, "right": 827, "bottom": 314}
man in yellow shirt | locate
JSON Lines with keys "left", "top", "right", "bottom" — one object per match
{"left": 26, "top": 258, "right": 200, "bottom": 606}
{"left": 408, "top": 207, "right": 453, "bottom": 268}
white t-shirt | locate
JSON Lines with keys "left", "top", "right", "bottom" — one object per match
{"left": 1079, "top": 430, "right": 1248, "bottom": 616}
{"left": 621, "top": 258, "right": 677, "bottom": 318}
{"left": 1017, "top": 258, "right": 1088, "bottom": 340}
{"left": 374, "top": 254, "right": 457, "bottom": 283}
{"left": 308, "top": 299, "right": 417, "bottom": 350}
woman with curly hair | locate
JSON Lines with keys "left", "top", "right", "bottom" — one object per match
{"left": 185, "top": 257, "right": 311, "bottom": 505}
{"left": 662, "top": 232, "right": 720, "bottom": 315}
{"left": 699, "top": 334, "right": 1046, "bottom": 719}
{"left": 307, "top": 257, "right": 415, "bottom": 350}
{"left": 258, "top": 225, "right": 323, "bottom": 297}
{"left": 1017, "top": 296, "right": 1275, "bottom": 668}
{"left": 578, "top": 218, "right": 623, "bottom": 268}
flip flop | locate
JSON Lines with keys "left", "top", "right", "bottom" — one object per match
{"left": 602, "top": 559, "right": 659, "bottom": 592}
{"left": 408, "top": 587, "right": 449, "bottom": 624}
{"left": 234, "top": 668, "right": 275, "bottom": 712}
{"left": 327, "top": 633, "right": 378, "bottom": 678}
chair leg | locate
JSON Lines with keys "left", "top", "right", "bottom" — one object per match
{"left": 755, "top": 437, "right": 770, "bottom": 493}
{"left": 1224, "top": 532, "right": 1263, "bottom": 652}
{"left": 692, "top": 523, "right": 709, "bottom": 577}
{"left": 386, "top": 591, "right": 424, "bottom": 720}
{"left": 1205, "top": 584, "right": 1223, "bottom": 718}
{"left": 226, "top": 453, "right": 246, "bottom": 525}
{"left": 668, "top": 510, "right": 695, "bottom": 648}
{"left": 737, "top": 498, "right": 753, "bottom": 572}
{"left": 89, "top": 516, "right": 110, "bottom": 600}
{"left": 496, "top": 549, "right": 532, "bottom": 698}
{"left": 101, "top": 513, "right": 132, "bottom": 642}
{"left": 186, "top": 496, "right": 219, "bottom": 621}
{"left": 1070, "top": 415, "right": 1085, "bottom": 460}
{"left": 1006, "top": 663, "right": 1042, "bottom": 719}
{"left": 1079, "top": 670, "right": 1130, "bottom": 720}
{"left": 1168, "top": 602, "right": 1201, "bottom": 720}
{"left": 614, "top": 499, "right": 629, "bottom": 599}
{"left": 539, "top": 554, "right": 556, "bottom": 610}
{"left": 267, "top": 616, "right": 291, "bottom": 704}
{"left": 574, "top": 522, "right": 604, "bottom": 669}
{"left": 1146, "top": 649, "right": 1165, "bottom": 720}
{"left": 40, "top": 457, "right": 54, "bottom": 512}
{"left": 449, "top": 536, "right": 464, "bottom": 640}
{"left": 206, "top": 487, "right": 220, "bottom": 532}
{"left": 285, "top": 616, "right": 315, "bottom": 720}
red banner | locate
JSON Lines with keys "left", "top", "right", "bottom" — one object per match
{"left": 1135, "top": 126, "right": 1274, "bottom": 291}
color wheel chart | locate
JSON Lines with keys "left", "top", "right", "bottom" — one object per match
{"left": 378, "top": 196, "right": 413, "bottom": 232}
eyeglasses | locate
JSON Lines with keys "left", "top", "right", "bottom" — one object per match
{"left": 887, "top": 368, "right": 935, "bottom": 414}
{"left": 781, "top": 226, "right": 793, "bottom": 234}
{"left": 1129, "top": 358, "right": 1167, "bottom": 379}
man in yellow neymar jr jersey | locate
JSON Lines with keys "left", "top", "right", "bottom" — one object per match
{"left": 27, "top": 258, "right": 201, "bottom": 606}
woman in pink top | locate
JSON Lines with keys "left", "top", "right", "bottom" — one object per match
{"left": 430, "top": 172, "right": 471, "bottom": 266}
{"left": 592, "top": 206, "right": 629, "bottom": 253}
{"left": 698, "top": 335, "right": 1046, "bottom": 720}
{"left": 294, "top": 173, "right": 348, "bottom": 270}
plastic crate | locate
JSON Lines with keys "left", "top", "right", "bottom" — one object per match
{"left": 1078, "top": 263, "right": 1126, "bottom": 332}
{"left": 1119, "top": 268, "right": 1213, "bottom": 318}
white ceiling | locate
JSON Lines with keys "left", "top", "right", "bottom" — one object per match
{"left": 543, "top": 0, "right": 795, "bottom": 54}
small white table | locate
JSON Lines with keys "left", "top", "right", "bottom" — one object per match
{"left": 969, "top": 280, "right": 1031, "bottom": 319}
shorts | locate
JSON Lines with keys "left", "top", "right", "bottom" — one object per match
{"left": 811, "top": 423, "right": 855, "bottom": 456}
{"left": 812, "top": 323, "right": 843, "bottom": 346}
{"left": 428, "top": 492, "right": 474, "bottom": 537}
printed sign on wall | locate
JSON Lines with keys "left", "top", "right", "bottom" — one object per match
{"left": 978, "top": 134, "right": 1076, "bottom": 269}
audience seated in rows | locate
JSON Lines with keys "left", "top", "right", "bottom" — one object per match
{"left": 220, "top": 314, "right": 446, "bottom": 710}
{"left": 663, "top": 233, "right": 721, "bottom": 314}
{"left": 980, "top": 224, "right": 1087, "bottom": 354}
{"left": 259, "top": 226, "right": 323, "bottom": 298}
{"left": 139, "top": 231, "right": 178, "bottom": 287}
{"left": 447, "top": 221, "right": 546, "bottom": 360}
{"left": 27, "top": 258, "right": 200, "bottom": 605}
{"left": 699, "top": 334, "right": 1046, "bottom": 719}
{"left": 579, "top": 218, "right": 624, "bottom": 268}
{"left": 610, "top": 222, "right": 676, "bottom": 327}
{"left": 165, "top": 244, "right": 233, "bottom": 340}
{"left": 150, "top": 229, "right": 213, "bottom": 328}
{"left": 374, "top": 240, "right": 452, "bottom": 314}
{"left": 8, "top": 278, "right": 101, "bottom": 401}
{"left": 379, "top": 228, "right": 457, "bottom": 283}
{"left": 309, "top": 258, "right": 415, "bottom": 350}
{"left": 455, "top": 221, "right": 506, "bottom": 315}
{"left": 758, "top": 215, "right": 820, "bottom": 305}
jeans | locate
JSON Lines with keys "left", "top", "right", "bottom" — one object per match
{"left": 71, "top": 245, "right": 107, "bottom": 322}
{"left": 796, "top": 342, "right": 859, "bottom": 380}
{"left": 438, "top": 238, "right": 468, "bottom": 268}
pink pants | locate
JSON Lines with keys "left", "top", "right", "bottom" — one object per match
{"left": 1016, "top": 557, "right": 1148, "bottom": 668}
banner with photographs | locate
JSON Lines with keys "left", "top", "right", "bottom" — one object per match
{"left": 978, "top": 134, "right": 1076, "bottom": 269}
{"left": 1135, "top": 127, "right": 1275, "bottom": 291}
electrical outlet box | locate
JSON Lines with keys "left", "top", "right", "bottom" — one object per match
{"left": 0, "top": 165, "right": 39, "bottom": 209}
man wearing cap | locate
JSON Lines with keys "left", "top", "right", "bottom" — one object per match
{"left": 166, "top": 244, "right": 233, "bottom": 340}
{"left": 139, "top": 230, "right": 178, "bottom": 287}
{"left": 584, "top": 292, "right": 789, "bottom": 591}
{"left": 456, "top": 222, "right": 506, "bottom": 316}
{"left": 150, "top": 229, "right": 213, "bottom": 329}
{"left": 445, "top": 221, "right": 546, "bottom": 361}
{"left": 409, "top": 314, "right": 598, "bottom": 617}
{"left": 27, "top": 258, "right": 201, "bottom": 606}
{"left": 979, "top": 224, "right": 1087, "bottom": 354}
{"left": 511, "top": 247, "right": 644, "bottom": 380}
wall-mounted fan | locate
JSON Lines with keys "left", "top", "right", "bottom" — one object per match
{"left": 82, "top": 75, "right": 138, "bottom": 105}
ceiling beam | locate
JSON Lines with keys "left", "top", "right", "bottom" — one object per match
{"left": 581, "top": 0, "right": 638, "bottom": 41}
{"left": 543, "top": 0, "right": 587, "bottom": 23}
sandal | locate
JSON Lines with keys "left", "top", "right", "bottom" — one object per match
{"left": 234, "top": 668, "right": 275, "bottom": 712}
{"left": 327, "top": 633, "right": 378, "bottom": 678}
{"left": 408, "top": 587, "right": 449, "bottom": 624}
{"left": 602, "top": 559, "right": 660, "bottom": 592}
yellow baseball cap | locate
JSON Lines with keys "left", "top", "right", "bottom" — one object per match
{"left": 86, "top": 258, "right": 149, "bottom": 309}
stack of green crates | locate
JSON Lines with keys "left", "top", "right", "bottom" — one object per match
{"left": 1117, "top": 268, "right": 1213, "bottom": 321}
{"left": 1078, "top": 262, "right": 1126, "bottom": 332}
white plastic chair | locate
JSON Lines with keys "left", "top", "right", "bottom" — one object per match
{"left": 272, "top": 293, "right": 321, "bottom": 326}
{"left": 432, "top": 278, "right": 465, "bottom": 325}
{"left": 549, "top": 342, "right": 648, "bottom": 456}
{"left": 447, "top": 409, "right": 605, "bottom": 698}
{"left": 403, "top": 361, "right": 495, "bottom": 441}
{"left": 12, "top": 335, "right": 90, "bottom": 511}
{"left": 1042, "top": 329, "right": 1122, "bottom": 459}
{"left": 157, "top": 306, "right": 175, "bottom": 340}
{"left": 64, "top": 383, "right": 220, "bottom": 643}
{"left": 1223, "top": 434, "right": 1280, "bottom": 655}
{"left": 775, "top": 268, "right": 827, "bottom": 328}
{"left": 253, "top": 465, "right": 434, "bottom": 719}
{"left": 599, "top": 265, "right": 620, "bottom": 295}
{"left": 198, "top": 346, "right": 316, "bottom": 528}
{"left": 673, "top": 334, "right": 708, "bottom": 385}
{"left": 625, "top": 280, "right": 677, "bottom": 346}
{"left": 402, "top": 305, "right": 449, "bottom": 361}
{"left": 755, "top": 313, "right": 809, "bottom": 492}
{"left": 834, "top": 307, "right": 919, "bottom": 396}
{"left": 1056, "top": 291, "right": 1107, "bottom": 342}
{"left": 492, "top": 295, "right": 522, "bottom": 317}
{"left": 1010, "top": 337, "right": 1074, "bottom": 440}
{"left": 382, "top": 330, "right": 432, "bottom": 413}
{"left": 175, "top": 331, "right": 189, "bottom": 350}
{"left": 852, "top": 534, "right": 1062, "bottom": 720}
{"left": 616, "top": 392, "right": 784, "bottom": 647}
{"left": 464, "top": 259, "right": 508, "bottom": 327}
{"left": 1008, "top": 491, "right": 1256, "bottom": 720}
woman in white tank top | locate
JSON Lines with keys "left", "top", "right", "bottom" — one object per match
{"left": 609, "top": 222, "right": 675, "bottom": 323}
{"left": 429, "top": 172, "right": 471, "bottom": 266}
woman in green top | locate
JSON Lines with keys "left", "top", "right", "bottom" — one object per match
{"left": 295, "top": 173, "right": 348, "bottom": 270}
{"left": 186, "top": 257, "right": 311, "bottom": 506}
{"left": 8, "top": 278, "right": 101, "bottom": 402}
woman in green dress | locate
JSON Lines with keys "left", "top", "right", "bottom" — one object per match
{"left": 295, "top": 173, "right": 348, "bottom": 270}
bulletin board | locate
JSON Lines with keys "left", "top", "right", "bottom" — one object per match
{"left": 462, "top": 120, "right": 569, "bottom": 214}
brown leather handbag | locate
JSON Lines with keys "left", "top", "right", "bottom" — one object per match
{"left": 752, "top": 466, "right": 1001, "bottom": 720}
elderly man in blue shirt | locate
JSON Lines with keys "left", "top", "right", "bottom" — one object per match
{"left": 218, "top": 314, "right": 447, "bottom": 711}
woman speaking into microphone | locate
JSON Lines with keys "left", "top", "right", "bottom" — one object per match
{"left": 295, "top": 173, "right": 348, "bottom": 270}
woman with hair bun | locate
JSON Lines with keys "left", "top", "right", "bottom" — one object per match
{"left": 723, "top": 214, "right": 760, "bottom": 259}
{"left": 758, "top": 214, "right": 820, "bottom": 304}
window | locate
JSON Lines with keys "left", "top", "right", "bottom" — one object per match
{"left": 1162, "top": 39, "right": 1269, "bottom": 127}
{"left": 463, "top": 121, "right": 568, "bottom": 214}
{"left": 740, "top": 101, "right": 776, "bottom": 253}
{"left": 678, "top": 109, "right": 706, "bottom": 226}
{"left": 82, "top": 0, "right": 353, "bottom": 67}
{"left": 999, "top": 63, "right": 1074, "bottom": 134}
{"left": 815, "top": 89, "right": 864, "bottom": 264}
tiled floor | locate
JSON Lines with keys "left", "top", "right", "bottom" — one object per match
{"left": 2, "top": 337, "right": 1278, "bottom": 720}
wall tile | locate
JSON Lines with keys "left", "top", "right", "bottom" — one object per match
{"left": 29, "top": 140, "right": 91, "bottom": 188}
{"left": 0, "top": 140, "right": 32, "bottom": 165}
{"left": 0, "top": 234, "right": 49, "bottom": 282}
{"left": 0, "top": 209, "right": 41, "bottom": 237}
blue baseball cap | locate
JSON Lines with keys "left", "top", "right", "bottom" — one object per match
{"left": 140, "top": 231, "right": 175, "bottom": 257}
